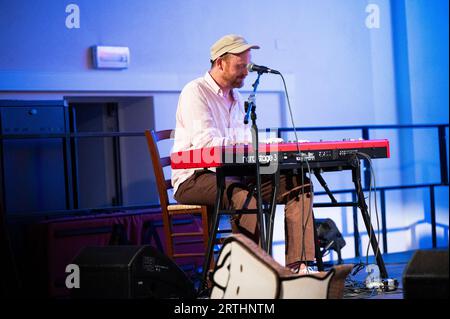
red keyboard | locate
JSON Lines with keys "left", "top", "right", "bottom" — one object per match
{"left": 171, "top": 139, "right": 390, "bottom": 169}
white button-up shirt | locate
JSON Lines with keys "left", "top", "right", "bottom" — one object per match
{"left": 171, "top": 72, "right": 252, "bottom": 194}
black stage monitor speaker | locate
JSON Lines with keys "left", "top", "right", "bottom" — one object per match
{"left": 71, "top": 245, "right": 196, "bottom": 299}
{"left": 403, "top": 249, "right": 448, "bottom": 299}
{"left": 315, "top": 218, "right": 346, "bottom": 263}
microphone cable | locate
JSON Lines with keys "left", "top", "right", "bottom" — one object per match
{"left": 299, "top": 159, "right": 314, "bottom": 267}
{"left": 278, "top": 72, "right": 314, "bottom": 268}
{"left": 356, "top": 152, "right": 381, "bottom": 268}
{"left": 279, "top": 73, "right": 301, "bottom": 155}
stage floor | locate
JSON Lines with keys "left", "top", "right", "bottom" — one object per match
{"left": 191, "top": 250, "right": 419, "bottom": 299}
{"left": 340, "top": 249, "right": 418, "bottom": 299}
{"left": 341, "top": 262, "right": 406, "bottom": 299}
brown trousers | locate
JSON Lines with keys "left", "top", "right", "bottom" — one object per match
{"left": 174, "top": 170, "right": 316, "bottom": 265}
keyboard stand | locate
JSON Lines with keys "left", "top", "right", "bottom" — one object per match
{"left": 200, "top": 155, "right": 389, "bottom": 291}
{"left": 314, "top": 170, "right": 338, "bottom": 204}
{"left": 309, "top": 158, "right": 388, "bottom": 278}
{"left": 350, "top": 157, "right": 388, "bottom": 278}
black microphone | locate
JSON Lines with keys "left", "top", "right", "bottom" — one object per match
{"left": 247, "top": 63, "right": 280, "bottom": 74}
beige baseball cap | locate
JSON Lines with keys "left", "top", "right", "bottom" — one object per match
{"left": 210, "top": 34, "right": 260, "bottom": 61}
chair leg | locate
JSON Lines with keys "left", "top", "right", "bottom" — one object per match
{"left": 200, "top": 206, "right": 209, "bottom": 251}
{"left": 161, "top": 209, "right": 175, "bottom": 259}
{"left": 200, "top": 206, "right": 216, "bottom": 275}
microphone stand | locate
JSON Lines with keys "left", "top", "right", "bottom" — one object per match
{"left": 244, "top": 72, "right": 267, "bottom": 251}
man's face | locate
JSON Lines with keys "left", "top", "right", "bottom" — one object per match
{"left": 221, "top": 50, "right": 251, "bottom": 89}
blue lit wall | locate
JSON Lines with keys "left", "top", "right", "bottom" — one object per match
{"left": 0, "top": 0, "right": 448, "bottom": 260}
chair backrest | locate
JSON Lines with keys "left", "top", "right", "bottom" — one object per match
{"left": 144, "top": 129, "right": 174, "bottom": 210}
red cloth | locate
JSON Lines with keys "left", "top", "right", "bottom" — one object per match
{"left": 30, "top": 209, "right": 158, "bottom": 297}
{"left": 27, "top": 209, "right": 205, "bottom": 297}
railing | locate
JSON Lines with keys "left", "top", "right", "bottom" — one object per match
{"left": 1, "top": 123, "right": 448, "bottom": 256}
{"left": 0, "top": 131, "right": 150, "bottom": 219}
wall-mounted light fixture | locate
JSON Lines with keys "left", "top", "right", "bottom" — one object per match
{"left": 91, "top": 46, "right": 130, "bottom": 69}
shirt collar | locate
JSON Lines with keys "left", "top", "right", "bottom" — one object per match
{"left": 204, "top": 71, "right": 236, "bottom": 100}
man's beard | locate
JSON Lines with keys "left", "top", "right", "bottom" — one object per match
{"left": 231, "top": 77, "right": 245, "bottom": 88}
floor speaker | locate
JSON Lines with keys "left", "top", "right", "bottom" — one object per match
{"left": 403, "top": 249, "right": 448, "bottom": 299}
{"left": 71, "top": 245, "right": 196, "bottom": 299}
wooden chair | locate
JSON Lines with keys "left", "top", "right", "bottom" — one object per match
{"left": 144, "top": 129, "right": 209, "bottom": 262}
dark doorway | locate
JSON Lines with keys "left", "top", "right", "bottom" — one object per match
{"left": 67, "top": 96, "right": 158, "bottom": 209}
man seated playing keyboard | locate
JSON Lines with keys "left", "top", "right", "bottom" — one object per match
{"left": 171, "top": 34, "right": 316, "bottom": 273}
